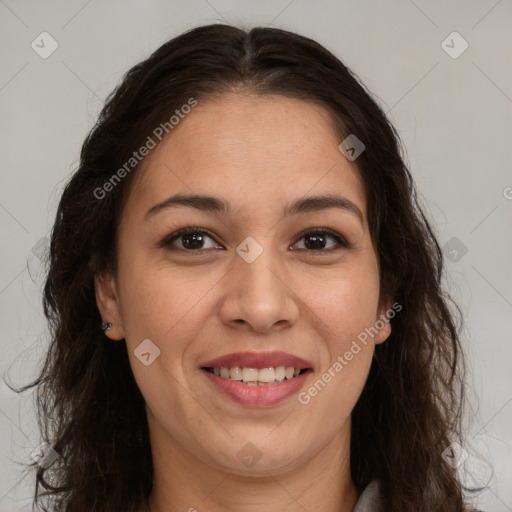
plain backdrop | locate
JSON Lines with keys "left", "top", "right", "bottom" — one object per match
{"left": 1, "top": 1, "right": 511, "bottom": 511}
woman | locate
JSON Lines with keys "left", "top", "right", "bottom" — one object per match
{"left": 19, "top": 24, "right": 483, "bottom": 511}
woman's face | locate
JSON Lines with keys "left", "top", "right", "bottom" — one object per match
{"left": 96, "top": 93, "right": 391, "bottom": 476}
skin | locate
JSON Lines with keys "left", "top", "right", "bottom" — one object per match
{"left": 95, "top": 93, "right": 392, "bottom": 512}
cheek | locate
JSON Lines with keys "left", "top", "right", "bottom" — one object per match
{"left": 298, "top": 273, "right": 378, "bottom": 426}
{"left": 306, "top": 256, "right": 381, "bottom": 343}
{"left": 115, "top": 264, "right": 211, "bottom": 417}
{"left": 117, "top": 234, "right": 200, "bottom": 331}
{"left": 300, "top": 255, "right": 380, "bottom": 402}
{"left": 116, "top": 251, "right": 223, "bottom": 374}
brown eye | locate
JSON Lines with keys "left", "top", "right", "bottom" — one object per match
{"left": 160, "top": 228, "right": 222, "bottom": 251}
{"left": 159, "top": 226, "right": 350, "bottom": 254}
{"left": 291, "top": 229, "right": 350, "bottom": 252}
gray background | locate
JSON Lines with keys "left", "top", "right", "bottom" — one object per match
{"left": 1, "top": 1, "right": 511, "bottom": 510}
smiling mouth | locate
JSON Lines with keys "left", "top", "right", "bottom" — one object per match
{"left": 202, "top": 366, "right": 311, "bottom": 386}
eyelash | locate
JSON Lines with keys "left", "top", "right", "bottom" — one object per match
{"left": 158, "top": 226, "right": 351, "bottom": 254}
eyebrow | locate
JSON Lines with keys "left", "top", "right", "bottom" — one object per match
{"left": 145, "top": 192, "right": 364, "bottom": 225}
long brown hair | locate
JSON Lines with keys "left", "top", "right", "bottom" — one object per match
{"left": 11, "top": 23, "right": 480, "bottom": 511}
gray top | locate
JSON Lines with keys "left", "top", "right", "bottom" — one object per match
{"left": 353, "top": 480, "right": 382, "bottom": 511}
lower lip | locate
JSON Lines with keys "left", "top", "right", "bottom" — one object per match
{"left": 201, "top": 369, "right": 312, "bottom": 407}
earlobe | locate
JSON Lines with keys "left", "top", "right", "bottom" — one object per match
{"left": 374, "top": 297, "right": 393, "bottom": 345}
{"left": 374, "top": 319, "right": 391, "bottom": 345}
{"left": 94, "top": 272, "right": 125, "bottom": 340}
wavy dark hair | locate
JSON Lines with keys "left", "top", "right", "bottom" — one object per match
{"left": 10, "top": 23, "right": 481, "bottom": 512}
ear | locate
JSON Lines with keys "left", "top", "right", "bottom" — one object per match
{"left": 94, "top": 271, "right": 125, "bottom": 341}
{"left": 374, "top": 296, "right": 394, "bottom": 345}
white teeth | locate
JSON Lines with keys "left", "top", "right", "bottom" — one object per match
{"left": 275, "top": 366, "right": 286, "bottom": 381}
{"left": 229, "top": 366, "right": 243, "bottom": 380}
{"left": 242, "top": 367, "right": 259, "bottom": 382}
{"left": 209, "top": 365, "right": 305, "bottom": 384}
{"left": 258, "top": 367, "right": 276, "bottom": 383}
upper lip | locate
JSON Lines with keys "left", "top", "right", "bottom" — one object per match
{"left": 200, "top": 351, "right": 313, "bottom": 370}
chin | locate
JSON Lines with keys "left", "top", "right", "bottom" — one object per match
{"left": 207, "top": 438, "right": 312, "bottom": 477}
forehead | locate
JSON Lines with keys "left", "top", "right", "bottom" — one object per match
{"left": 127, "top": 93, "right": 367, "bottom": 223}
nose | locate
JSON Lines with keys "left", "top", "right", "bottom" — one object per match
{"left": 218, "top": 245, "right": 300, "bottom": 334}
